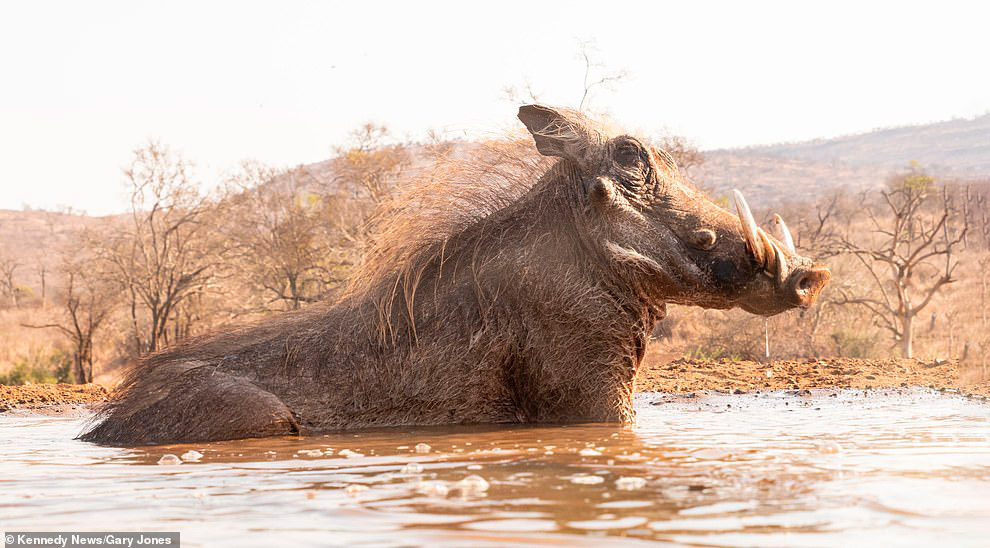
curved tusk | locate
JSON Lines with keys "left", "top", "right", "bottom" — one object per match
{"left": 732, "top": 189, "right": 765, "bottom": 266}
{"left": 757, "top": 229, "right": 777, "bottom": 277}
{"left": 772, "top": 214, "right": 796, "bottom": 253}
{"left": 773, "top": 242, "right": 789, "bottom": 283}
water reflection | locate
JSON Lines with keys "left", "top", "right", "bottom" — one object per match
{"left": 1, "top": 388, "right": 988, "bottom": 546}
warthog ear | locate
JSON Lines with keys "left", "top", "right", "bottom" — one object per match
{"left": 518, "top": 105, "right": 597, "bottom": 168}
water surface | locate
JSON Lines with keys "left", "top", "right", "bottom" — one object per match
{"left": 2, "top": 388, "right": 989, "bottom": 546}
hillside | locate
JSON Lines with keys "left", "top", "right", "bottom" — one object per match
{"left": 690, "top": 151, "right": 891, "bottom": 205}
{"left": 0, "top": 210, "right": 106, "bottom": 290}
{"left": 738, "top": 113, "right": 990, "bottom": 175}
{"left": 693, "top": 113, "right": 990, "bottom": 205}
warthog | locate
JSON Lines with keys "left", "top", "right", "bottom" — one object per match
{"left": 82, "top": 105, "right": 830, "bottom": 445}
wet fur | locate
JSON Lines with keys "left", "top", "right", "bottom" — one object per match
{"left": 82, "top": 141, "right": 663, "bottom": 445}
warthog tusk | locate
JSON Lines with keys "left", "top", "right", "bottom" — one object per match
{"left": 772, "top": 214, "right": 796, "bottom": 253}
{"left": 773, "top": 241, "right": 789, "bottom": 282}
{"left": 732, "top": 189, "right": 765, "bottom": 267}
{"left": 757, "top": 229, "right": 778, "bottom": 278}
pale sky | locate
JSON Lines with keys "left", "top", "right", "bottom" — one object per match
{"left": 2, "top": 0, "right": 989, "bottom": 215}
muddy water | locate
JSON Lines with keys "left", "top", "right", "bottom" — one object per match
{"left": 2, "top": 388, "right": 989, "bottom": 547}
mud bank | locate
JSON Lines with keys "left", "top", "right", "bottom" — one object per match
{"left": 636, "top": 357, "right": 990, "bottom": 397}
{"left": 1, "top": 358, "right": 987, "bottom": 412}
{"left": 0, "top": 383, "right": 108, "bottom": 412}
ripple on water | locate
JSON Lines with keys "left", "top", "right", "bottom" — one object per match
{"left": 1, "top": 388, "right": 989, "bottom": 546}
{"left": 462, "top": 519, "right": 559, "bottom": 532}
{"left": 568, "top": 516, "right": 649, "bottom": 530}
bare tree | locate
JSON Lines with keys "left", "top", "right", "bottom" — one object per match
{"left": 333, "top": 124, "right": 410, "bottom": 205}
{"left": 653, "top": 134, "right": 705, "bottom": 175}
{"left": 24, "top": 254, "right": 117, "bottom": 383}
{"left": 771, "top": 189, "right": 852, "bottom": 260}
{"left": 501, "top": 79, "right": 542, "bottom": 105}
{"left": 981, "top": 192, "right": 990, "bottom": 248}
{"left": 96, "top": 141, "right": 224, "bottom": 354}
{"left": 576, "top": 39, "right": 627, "bottom": 113}
{"left": 502, "top": 39, "right": 626, "bottom": 113}
{"left": 227, "top": 162, "right": 347, "bottom": 311}
{"left": 36, "top": 261, "right": 48, "bottom": 307}
{"left": 803, "top": 191, "right": 844, "bottom": 253}
{"left": 835, "top": 167, "right": 967, "bottom": 358}
{"left": 0, "top": 255, "right": 19, "bottom": 308}
{"left": 968, "top": 186, "right": 990, "bottom": 376}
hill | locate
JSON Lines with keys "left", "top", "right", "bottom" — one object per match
{"left": 738, "top": 113, "right": 990, "bottom": 175}
{"left": 0, "top": 209, "right": 106, "bottom": 291}
{"left": 689, "top": 151, "right": 890, "bottom": 205}
{"left": 694, "top": 113, "right": 990, "bottom": 205}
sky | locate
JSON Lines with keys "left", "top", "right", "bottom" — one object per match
{"left": 2, "top": 1, "right": 989, "bottom": 215}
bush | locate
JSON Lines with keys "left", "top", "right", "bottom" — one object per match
{"left": 830, "top": 329, "right": 878, "bottom": 358}
{"left": 682, "top": 344, "right": 744, "bottom": 362}
{"left": 0, "top": 349, "right": 72, "bottom": 385}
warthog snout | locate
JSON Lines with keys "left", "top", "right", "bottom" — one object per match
{"left": 785, "top": 265, "right": 831, "bottom": 308}
{"left": 730, "top": 188, "right": 831, "bottom": 314}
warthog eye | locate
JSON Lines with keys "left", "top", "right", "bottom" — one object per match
{"left": 615, "top": 143, "right": 642, "bottom": 169}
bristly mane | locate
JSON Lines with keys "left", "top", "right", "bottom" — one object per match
{"left": 341, "top": 137, "right": 554, "bottom": 344}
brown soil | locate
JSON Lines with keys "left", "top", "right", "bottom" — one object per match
{"left": 2, "top": 357, "right": 988, "bottom": 414}
{"left": 636, "top": 355, "right": 990, "bottom": 397}
{"left": 0, "top": 383, "right": 108, "bottom": 411}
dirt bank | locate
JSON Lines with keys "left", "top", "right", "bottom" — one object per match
{"left": 0, "top": 383, "right": 108, "bottom": 412}
{"left": 636, "top": 356, "right": 990, "bottom": 397}
{"left": 1, "top": 358, "right": 987, "bottom": 412}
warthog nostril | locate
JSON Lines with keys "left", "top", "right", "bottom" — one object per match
{"left": 787, "top": 266, "right": 831, "bottom": 306}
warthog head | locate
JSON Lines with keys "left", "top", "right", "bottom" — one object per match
{"left": 518, "top": 104, "right": 830, "bottom": 316}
